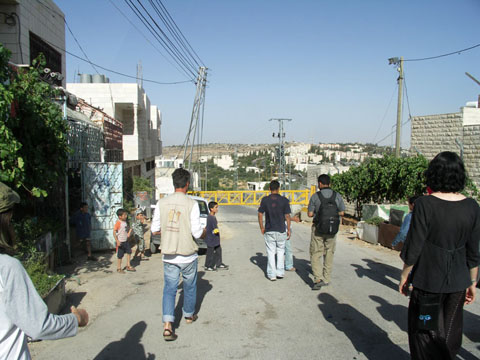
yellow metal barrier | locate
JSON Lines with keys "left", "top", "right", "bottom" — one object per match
{"left": 189, "top": 189, "right": 314, "bottom": 206}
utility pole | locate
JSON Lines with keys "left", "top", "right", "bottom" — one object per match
{"left": 183, "top": 66, "right": 208, "bottom": 172}
{"left": 234, "top": 147, "right": 238, "bottom": 190}
{"left": 270, "top": 118, "right": 291, "bottom": 187}
{"left": 205, "top": 162, "right": 208, "bottom": 191}
{"left": 388, "top": 57, "right": 403, "bottom": 158}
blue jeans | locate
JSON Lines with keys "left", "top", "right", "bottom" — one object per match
{"left": 285, "top": 239, "right": 294, "bottom": 270}
{"left": 162, "top": 258, "right": 197, "bottom": 323}
{"left": 264, "top": 231, "right": 286, "bottom": 278}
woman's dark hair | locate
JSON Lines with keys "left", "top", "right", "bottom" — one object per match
{"left": 172, "top": 168, "right": 190, "bottom": 189}
{"left": 425, "top": 151, "right": 465, "bottom": 193}
{"left": 0, "top": 210, "right": 15, "bottom": 255}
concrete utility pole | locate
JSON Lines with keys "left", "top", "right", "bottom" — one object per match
{"left": 269, "top": 118, "right": 291, "bottom": 187}
{"left": 183, "top": 66, "right": 208, "bottom": 172}
{"left": 388, "top": 56, "right": 403, "bottom": 158}
{"left": 234, "top": 146, "right": 238, "bottom": 190}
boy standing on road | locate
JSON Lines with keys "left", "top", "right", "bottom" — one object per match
{"left": 133, "top": 209, "right": 148, "bottom": 261}
{"left": 70, "top": 202, "right": 97, "bottom": 261}
{"left": 113, "top": 208, "right": 134, "bottom": 274}
{"left": 308, "top": 174, "right": 345, "bottom": 290}
{"left": 204, "top": 201, "right": 229, "bottom": 271}
{"left": 258, "top": 180, "right": 291, "bottom": 281}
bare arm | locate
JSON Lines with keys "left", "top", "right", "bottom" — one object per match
{"left": 285, "top": 213, "right": 291, "bottom": 239}
{"left": 399, "top": 263, "right": 414, "bottom": 296}
{"left": 258, "top": 212, "right": 265, "bottom": 234}
{"left": 466, "top": 266, "right": 478, "bottom": 305}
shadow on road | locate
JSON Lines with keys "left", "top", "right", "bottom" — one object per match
{"left": 369, "top": 295, "right": 407, "bottom": 332}
{"left": 93, "top": 321, "right": 155, "bottom": 360}
{"left": 463, "top": 309, "right": 480, "bottom": 343}
{"left": 250, "top": 252, "right": 268, "bottom": 278}
{"left": 173, "top": 271, "right": 212, "bottom": 329}
{"left": 292, "top": 257, "right": 314, "bottom": 288}
{"left": 60, "top": 291, "right": 87, "bottom": 314}
{"left": 318, "top": 293, "right": 409, "bottom": 359}
{"left": 351, "top": 258, "right": 400, "bottom": 291}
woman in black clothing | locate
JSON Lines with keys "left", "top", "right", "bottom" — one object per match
{"left": 399, "top": 151, "right": 479, "bottom": 359}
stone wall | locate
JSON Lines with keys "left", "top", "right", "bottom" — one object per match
{"left": 410, "top": 108, "right": 480, "bottom": 188}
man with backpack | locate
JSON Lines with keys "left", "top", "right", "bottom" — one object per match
{"left": 308, "top": 174, "right": 345, "bottom": 290}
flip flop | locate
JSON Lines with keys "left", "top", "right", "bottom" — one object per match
{"left": 163, "top": 328, "right": 177, "bottom": 341}
{"left": 125, "top": 266, "right": 136, "bottom": 272}
{"left": 117, "top": 269, "right": 125, "bottom": 274}
{"left": 185, "top": 314, "right": 198, "bottom": 324}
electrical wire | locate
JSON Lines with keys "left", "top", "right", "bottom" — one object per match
{"left": 107, "top": 0, "right": 191, "bottom": 81}
{"left": 404, "top": 42, "right": 480, "bottom": 62}
{"left": 152, "top": 0, "right": 204, "bottom": 67}
{"left": 372, "top": 84, "right": 397, "bottom": 144}
{"left": 135, "top": 0, "right": 198, "bottom": 72}
{"left": 43, "top": 38, "right": 193, "bottom": 85}
{"left": 124, "top": 0, "right": 197, "bottom": 78}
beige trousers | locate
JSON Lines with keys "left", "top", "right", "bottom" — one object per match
{"left": 310, "top": 227, "right": 336, "bottom": 283}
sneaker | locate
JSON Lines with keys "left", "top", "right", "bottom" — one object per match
{"left": 277, "top": 275, "right": 284, "bottom": 279}
{"left": 217, "top": 264, "right": 229, "bottom": 270}
{"left": 87, "top": 256, "right": 98, "bottom": 261}
{"left": 286, "top": 267, "right": 296, "bottom": 272}
{"left": 205, "top": 267, "right": 217, "bottom": 271}
{"left": 312, "top": 281, "right": 323, "bottom": 290}
{"left": 269, "top": 277, "right": 277, "bottom": 281}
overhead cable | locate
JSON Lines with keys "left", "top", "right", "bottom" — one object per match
{"left": 154, "top": 0, "right": 205, "bottom": 66}
{"left": 404, "top": 42, "right": 480, "bottom": 62}
{"left": 107, "top": 0, "right": 193, "bottom": 80}
{"left": 124, "top": 0, "right": 197, "bottom": 78}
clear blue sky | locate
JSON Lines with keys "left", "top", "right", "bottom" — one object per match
{"left": 55, "top": 0, "right": 480, "bottom": 147}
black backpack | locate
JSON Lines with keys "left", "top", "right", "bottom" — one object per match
{"left": 313, "top": 190, "right": 340, "bottom": 236}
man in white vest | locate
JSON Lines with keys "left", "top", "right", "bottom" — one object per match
{"left": 151, "top": 168, "right": 205, "bottom": 341}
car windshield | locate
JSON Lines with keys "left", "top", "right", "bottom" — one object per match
{"left": 196, "top": 200, "right": 209, "bottom": 216}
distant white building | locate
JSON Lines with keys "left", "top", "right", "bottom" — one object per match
{"left": 214, "top": 154, "right": 234, "bottom": 170}
{"left": 67, "top": 80, "right": 162, "bottom": 196}
{"left": 246, "top": 166, "right": 260, "bottom": 173}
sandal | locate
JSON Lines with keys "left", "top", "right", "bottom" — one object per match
{"left": 125, "top": 266, "right": 136, "bottom": 272}
{"left": 117, "top": 268, "right": 125, "bottom": 274}
{"left": 163, "top": 328, "right": 177, "bottom": 341}
{"left": 185, "top": 314, "right": 198, "bottom": 324}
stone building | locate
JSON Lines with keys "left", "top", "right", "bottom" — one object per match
{"left": 410, "top": 106, "right": 480, "bottom": 188}
{"left": 67, "top": 80, "right": 163, "bottom": 196}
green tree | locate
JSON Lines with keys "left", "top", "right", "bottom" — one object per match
{"left": 0, "top": 46, "right": 69, "bottom": 198}
{"left": 331, "top": 155, "right": 428, "bottom": 217}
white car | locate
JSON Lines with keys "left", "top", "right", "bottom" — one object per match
{"left": 150, "top": 195, "right": 209, "bottom": 254}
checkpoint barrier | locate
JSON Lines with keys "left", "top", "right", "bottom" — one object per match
{"left": 189, "top": 188, "right": 315, "bottom": 206}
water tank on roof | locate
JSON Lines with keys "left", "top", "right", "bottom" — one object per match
{"left": 80, "top": 74, "right": 92, "bottom": 83}
{"left": 92, "top": 74, "right": 104, "bottom": 83}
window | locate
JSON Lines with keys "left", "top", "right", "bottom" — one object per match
{"left": 29, "top": 32, "right": 62, "bottom": 85}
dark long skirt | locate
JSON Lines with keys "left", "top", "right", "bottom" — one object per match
{"left": 408, "top": 288, "right": 466, "bottom": 360}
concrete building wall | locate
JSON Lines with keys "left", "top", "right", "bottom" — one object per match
{"left": 0, "top": 0, "right": 66, "bottom": 86}
{"left": 410, "top": 107, "right": 480, "bottom": 188}
{"left": 67, "top": 83, "right": 162, "bottom": 163}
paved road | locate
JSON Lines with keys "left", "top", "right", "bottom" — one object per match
{"left": 31, "top": 205, "right": 480, "bottom": 359}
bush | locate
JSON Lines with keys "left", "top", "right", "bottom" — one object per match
{"left": 364, "top": 216, "right": 385, "bottom": 226}
{"left": 23, "top": 253, "right": 63, "bottom": 297}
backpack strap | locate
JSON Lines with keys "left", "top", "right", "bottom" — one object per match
{"left": 317, "top": 189, "right": 337, "bottom": 205}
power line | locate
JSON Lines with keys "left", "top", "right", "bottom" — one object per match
{"left": 43, "top": 38, "right": 193, "bottom": 85}
{"left": 154, "top": 0, "right": 205, "bottom": 67}
{"left": 107, "top": 0, "right": 193, "bottom": 80}
{"left": 372, "top": 84, "right": 397, "bottom": 144}
{"left": 131, "top": 0, "right": 198, "bottom": 72}
{"left": 124, "top": 0, "right": 197, "bottom": 78}
{"left": 404, "top": 42, "right": 480, "bottom": 62}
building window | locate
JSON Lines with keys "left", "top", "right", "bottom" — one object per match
{"left": 29, "top": 32, "right": 62, "bottom": 85}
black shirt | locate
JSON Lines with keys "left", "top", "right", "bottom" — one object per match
{"left": 258, "top": 194, "right": 291, "bottom": 233}
{"left": 400, "top": 195, "right": 480, "bottom": 293}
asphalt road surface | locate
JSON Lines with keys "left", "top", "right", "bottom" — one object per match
{"left": 31, "top": 205, "right": 480, "bottom": 360}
